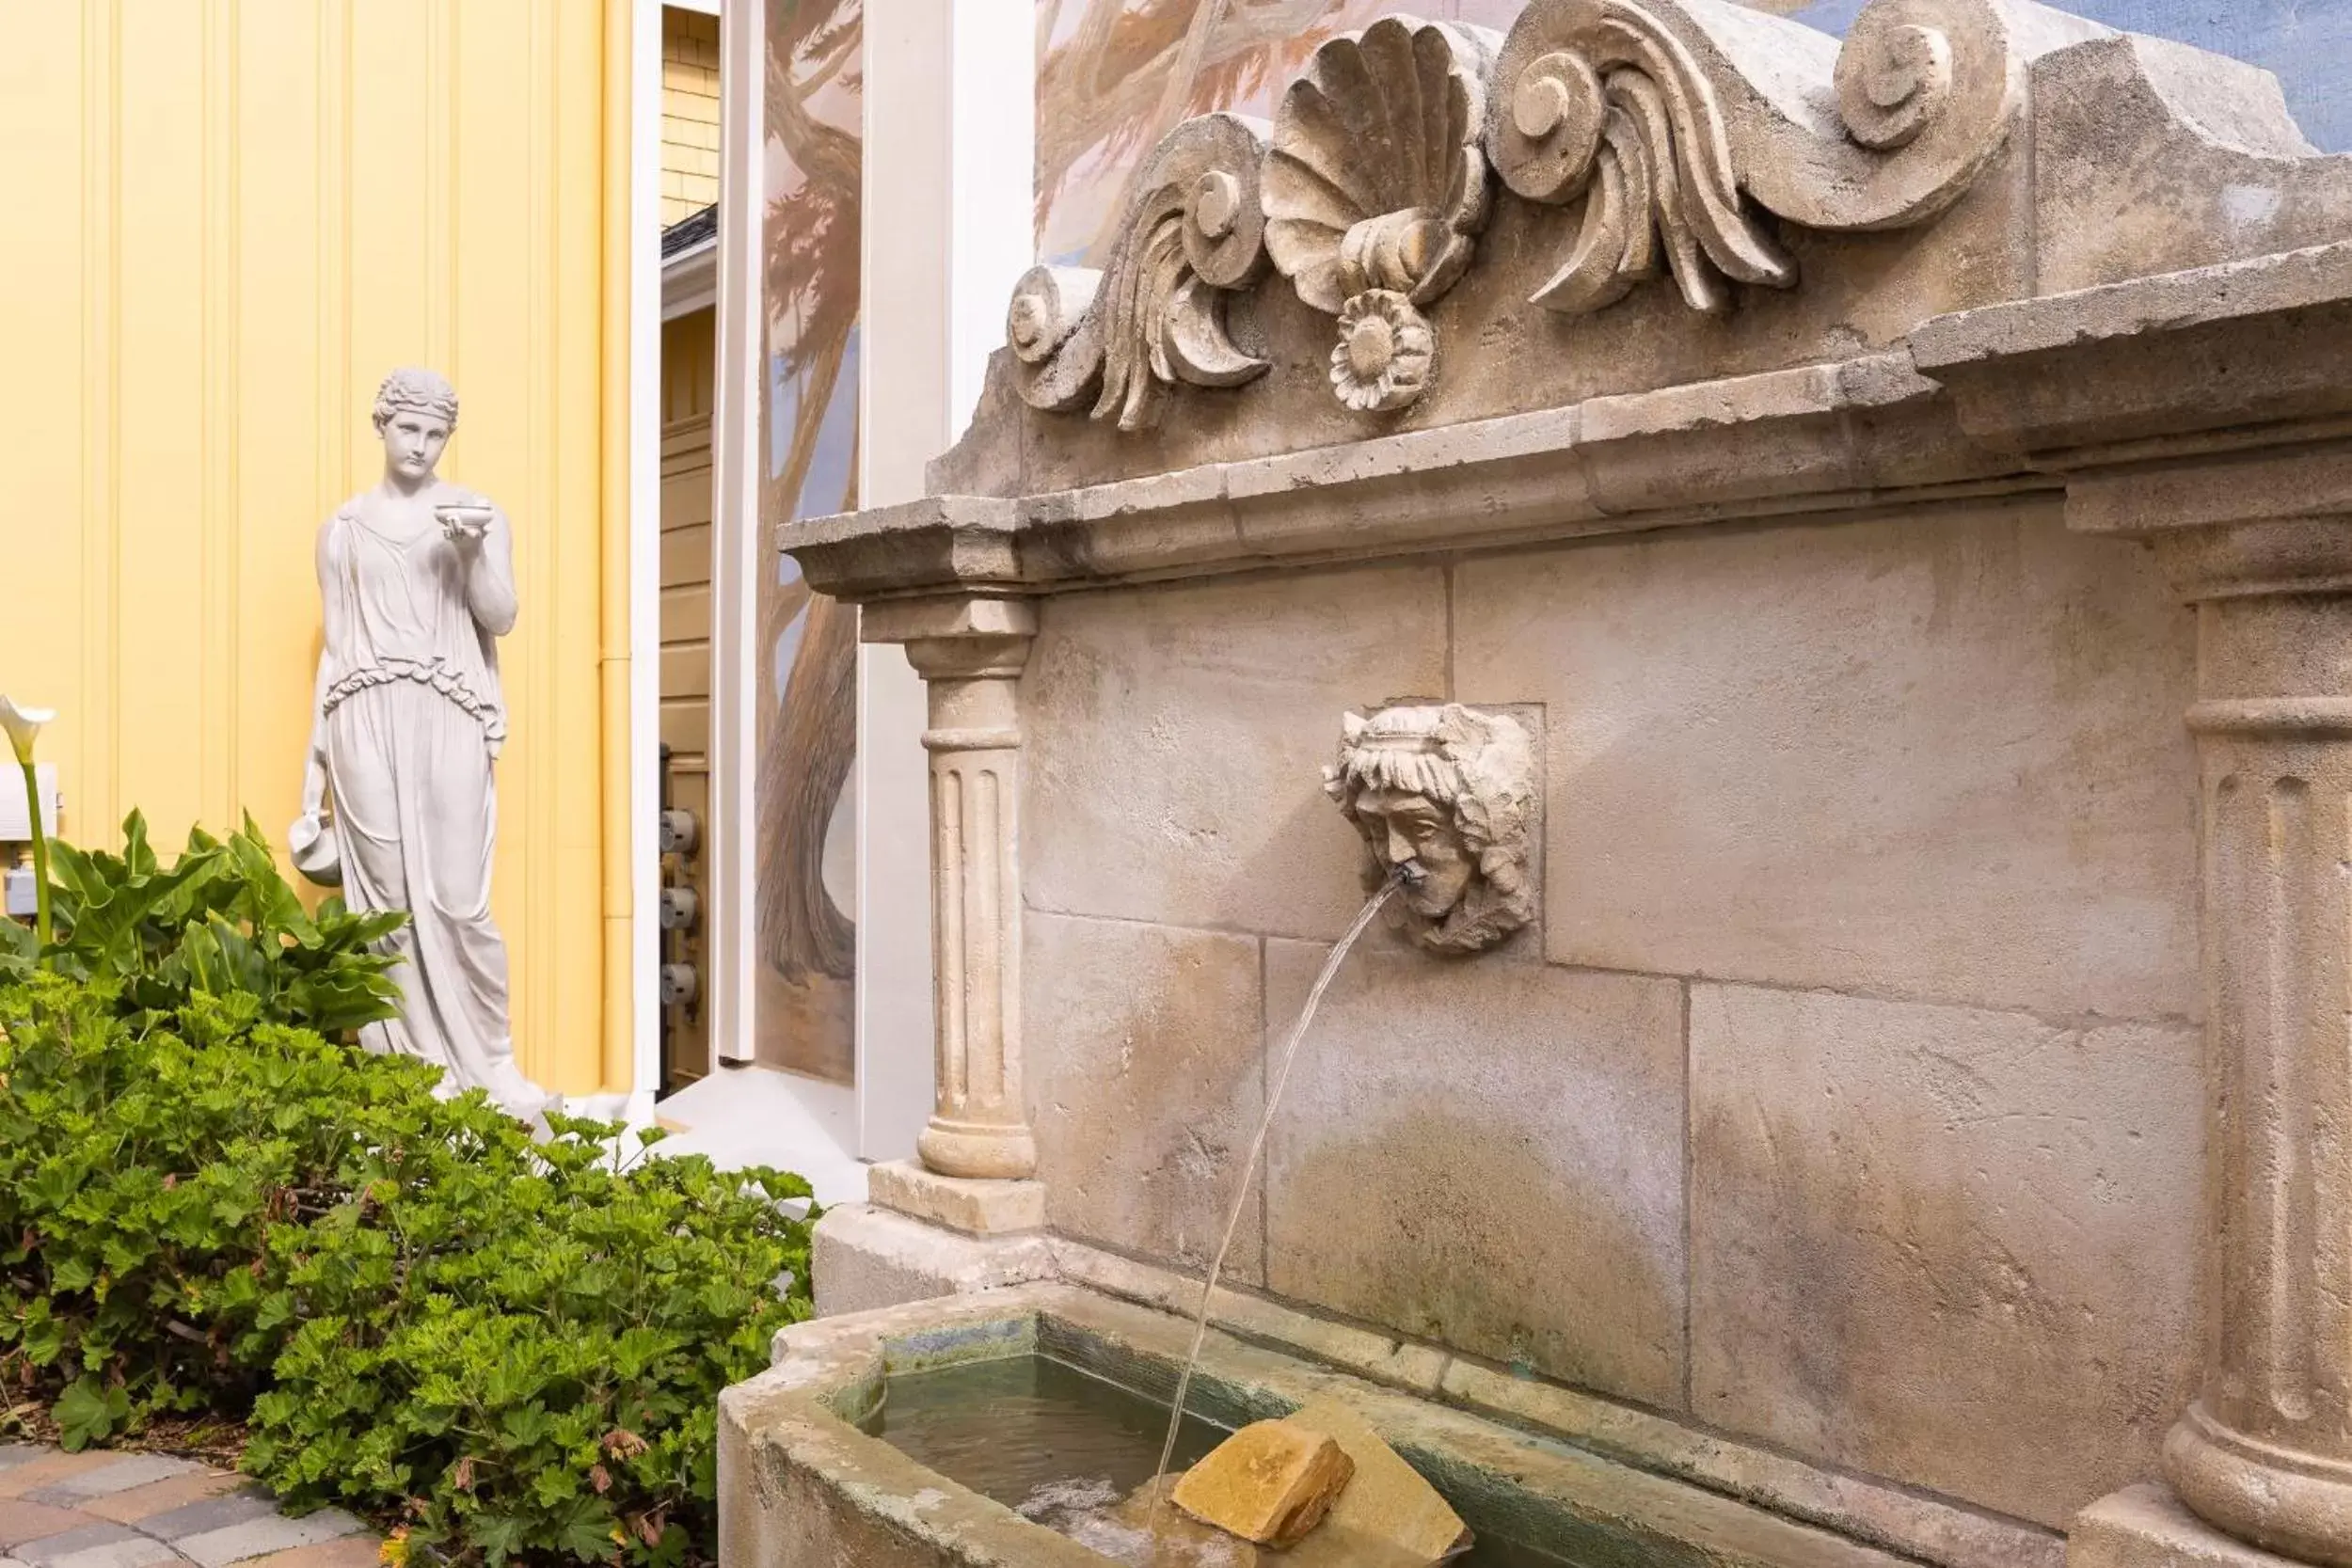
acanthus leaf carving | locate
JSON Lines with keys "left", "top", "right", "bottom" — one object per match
{"left": 1008, "top": 113, "right": 1272, "bottom": 432}
{"left": 1487, "top": 0, "right": 2036, "bottom": 320}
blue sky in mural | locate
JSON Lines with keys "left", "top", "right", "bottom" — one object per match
{"left": 767, "top": 326, "right": 859, "bottom": 687}
{"left": 769, "top": 325, "right": 862, "bottom": 536}
{"left": 1783, "top": 0, "right": 2352, "bottom": 151}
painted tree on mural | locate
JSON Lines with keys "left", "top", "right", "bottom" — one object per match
{"left": 1032, "top": 1, "right": 1821, "bottom": 260}
{"left": 1036, "top": 0, "right": 1343, "bottom": 259}
{"left": 756, "top": 0, "right": 861, "bottom": 1081}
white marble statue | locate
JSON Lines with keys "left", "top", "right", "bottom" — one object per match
{"left": 292, "top": 368, "right": 551, "bottom": 1121}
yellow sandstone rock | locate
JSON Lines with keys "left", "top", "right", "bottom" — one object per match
{"left": 1169, "top": 1418, "right": 1357, "bottom": 1548}
{"left": 1283, "top": 1399, "right": 1474, "bottom": 1565}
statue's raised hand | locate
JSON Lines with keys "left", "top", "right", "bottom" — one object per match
{"left": 435, "top": 500, "right": 496, "bottom": 553}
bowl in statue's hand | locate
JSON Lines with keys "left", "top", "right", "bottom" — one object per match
{"left": 288, "top": 811, "right": 342, "bottom": 887}
{"left": 434, "top": 504, "right": 495, "bottom": 541}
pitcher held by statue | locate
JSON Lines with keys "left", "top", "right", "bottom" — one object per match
{"left": 292, "top": 367, "right": 553, "bottom": 1122}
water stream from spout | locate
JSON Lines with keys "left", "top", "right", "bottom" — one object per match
{"left": 1147, "top": 876, "right": 1403, "bottom": 1539}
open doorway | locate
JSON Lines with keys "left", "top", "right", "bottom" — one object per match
{"left": 642, "top": 0, "right": 867, "bottom": 1202}
{"left": 655, "top": 2, "right": 722, "bottom": 1096}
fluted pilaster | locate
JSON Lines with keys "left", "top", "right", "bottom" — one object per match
{"left": 2075, "top": 451, "right": 2352, "bottom": 1566}
{"left": 865, "top": 595, "right": 1041, "bottom": 1188}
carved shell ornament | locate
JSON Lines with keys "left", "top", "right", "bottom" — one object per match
{"left": 1008, "top": 112, "right": 1272, "bottom": 432}
{"left": 1487, "top": 0, "right": 2030, "bottom": 317}
{"left": 1262, "top": 18, "right": 1501, "bottom": 414}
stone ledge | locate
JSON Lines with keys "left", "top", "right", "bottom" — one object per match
{"left": 2068, "top": 1484, "right": 2309, "bottom": 1568}
{"left": 807, "top": 1203, "right": 1054, "bottom": 1321}
{"left": 783, "top": 371, "right": 2010, "bottom": 603}
{"left": 1912, "top": 243, "right": 2352, "bottom": 453}
{"left": 866, "top": 1159, "right": 1047, "bottom": 1236}
{"left": 1912, "top": 241, "right": 2352, "bottom": 372}
{"left": 774, "top": 494, "right": 1018, "bottom": 603}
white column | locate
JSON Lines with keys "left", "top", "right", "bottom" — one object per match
{"left": 625, "top": 0, "right": 663, "bottom": 1114}
{"left": 856, "top": 0, "right": 1036, "bottom": 1162}
{"left": 707, "top": 0, "right": 768, "bottom": 1067}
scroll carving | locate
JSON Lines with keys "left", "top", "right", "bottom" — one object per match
{"left": 1262, "top": 17, "right": 1501, "bottom": 412}
{"left": 1008, "top": 113, "right": 1272, "bottom": 432}
{"left": 1005, "top": 2, "right": 2040, "bottom": 428}
{"left": 1487, "top": 0, "right": 2028, "bottom": 317}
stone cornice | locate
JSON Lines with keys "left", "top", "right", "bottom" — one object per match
{"left": 782, "top": 354, "right": 1975, "bottom": 599}
{"left": 1914, "top": 239, "right": 2352, "bottom": 456}
{"left": 777, "top": 496, "right": 1021, "bottom": 607}
{"left": 781, "top": 241, "right": 2352, "bottom": 604}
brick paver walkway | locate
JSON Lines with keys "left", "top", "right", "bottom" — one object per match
{"left": 0, "top": 1446, "right": 377, "bottom": 1568}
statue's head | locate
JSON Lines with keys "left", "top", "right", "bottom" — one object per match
{"left": 373, "top": 368, "right": 460, "bottom": 484}
{"left": 1325, "top": 703, "right": 1535, "bottom": 955}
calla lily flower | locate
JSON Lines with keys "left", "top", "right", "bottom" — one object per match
{"left": 0, "top": 695, "right": 55, "bottom": 767}
{"left": 1, "top": 695, "right": 54, "bottom": 945}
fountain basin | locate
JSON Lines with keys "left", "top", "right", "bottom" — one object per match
{"left": 717, "top": 1284, "right": 1912, "bottom": 1568}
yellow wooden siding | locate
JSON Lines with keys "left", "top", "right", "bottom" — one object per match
{"left": 660, "top": 8, "right": 719, "bottom": 226}
{"left": 658, "top": 307, "right": 714, "bottom": 1084}
{"left": 0, "top": 0, "right": 629, "bottom": 1094}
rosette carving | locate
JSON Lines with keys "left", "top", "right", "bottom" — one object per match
{"left": 1008, "top": 112, "right": 1271, "bottom": 431}
{"left": 1488, "top": 0, "right": 2029, "bottom": 318}
{"left": 1262, "top": 16, "right": 1501, "bottom": 414}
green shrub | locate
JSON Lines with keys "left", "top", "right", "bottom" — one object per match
{"left": 0, "top": 974, "right": 816, "bottom": 1566}
{"left": 0, "top": 811, "right": 405, "bottom": 1039}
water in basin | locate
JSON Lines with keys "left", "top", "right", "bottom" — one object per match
{"left": 875, "top": 1354, "right": 1225, "bottom": 1512}
{"left": 871, "top": 1354, "right": 1581, "bottom": 1566}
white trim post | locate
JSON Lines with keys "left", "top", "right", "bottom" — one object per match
{"left": 854, "top": 0, "right": 1038, "bottom": 1164}
{"left": 707, "top": 0, "right": 765, "bottom": 1067}
{"left": 627, "top": 0, "right": 664, "bottom": 1117}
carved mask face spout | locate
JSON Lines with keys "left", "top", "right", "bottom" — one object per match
{"left": 1354, "top": 785, "right": 1476, "bottom": 919}
{"left": 1325, "top": 704, "right": 1536, "bottom": 956}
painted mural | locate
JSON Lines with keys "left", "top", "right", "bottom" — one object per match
{"left": 756, "top": 0, "right": 862, "bottom": 1085}
{"left": 1034, "top": 0, "right": 1818, "bottom": 261}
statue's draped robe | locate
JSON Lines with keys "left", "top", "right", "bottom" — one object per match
{"left": 317, "top": 507, "right": 548, "bottom": 1120}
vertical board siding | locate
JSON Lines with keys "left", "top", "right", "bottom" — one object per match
{"left": 0, "top": 0, "right": 620, "bottom": 1092}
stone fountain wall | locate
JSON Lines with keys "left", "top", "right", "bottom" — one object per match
{"left": 1014, "top": 503, "right": 2203, "bottom": 1532}
{"left": 778, "top": 3, "right": 2352, "bottom": 1563}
